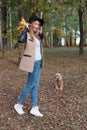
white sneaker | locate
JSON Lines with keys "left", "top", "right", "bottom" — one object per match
{"left": 14, "top": 103, "right": 25, "bottom": 115}
{"left": 30, "top": 106, "right": 43, "bottom": 117}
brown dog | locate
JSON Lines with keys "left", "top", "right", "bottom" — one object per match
{"left": 54, "top": 73, "right": 64, "bottom": 90}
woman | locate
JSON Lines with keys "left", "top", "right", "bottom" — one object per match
{"left": 14, "top": 14, "right": 44, "bottom": 117}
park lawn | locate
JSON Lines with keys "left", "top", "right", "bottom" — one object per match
{"left": 0, "top": 47, "right": 87, "bottom": 130}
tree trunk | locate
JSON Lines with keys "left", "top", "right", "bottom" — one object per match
{"left": 74, "top": 30, "right": 76, "bottom": 46}
{"left": 0, "top": 8, "right": 2, "bottom": 52}
{"left": 50, "top": 21, "right": 53, "bottom": 48}
{"left": 1, "top": 6, "right": 7, "bottom": 57}
{"left": 8, "top": 7, "right": 13, "bottom": 51}
{"left": 78, "top": 8, "right": 84, "bottom": 55}
{"left": 70, "top": 35, "right": 72, "bottom": 46}
{"left": 66, "top": 39, "right": 69, "bottom": 46}
{"left": 58, "top": 37, "right": 62, "bottom": 46}
{"left": 17, "top": 0, "right": 24, "bottom": 62}
{"left": 17, "top": 0, "right": 22, "bottom": 21}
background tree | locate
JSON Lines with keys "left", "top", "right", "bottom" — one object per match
{"left": 0, "top": 0, "right": 87, "bottom": 58}
{"left": 1, "top": 0, "right": 8, "bottom": 57}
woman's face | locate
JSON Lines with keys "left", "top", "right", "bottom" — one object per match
{"left": 29, "top": 20, "right": 40, "bottom": 33}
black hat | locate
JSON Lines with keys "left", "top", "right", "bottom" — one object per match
{"left": 28, "top": 14, "right": 44, "bottom": 26}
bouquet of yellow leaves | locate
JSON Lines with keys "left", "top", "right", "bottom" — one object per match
{"left": 17, "top": 18, "right": 26, "bottom": 34}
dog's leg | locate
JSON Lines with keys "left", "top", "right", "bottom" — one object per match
{"left": 59, "top": 81, "right": 64, "bottom": 90}
{"left": 55, "top": 82, "right": 58, "bottom": 90}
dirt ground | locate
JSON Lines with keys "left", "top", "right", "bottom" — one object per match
{"left": 0, "top": 48, "right": 87, "bottom": 130}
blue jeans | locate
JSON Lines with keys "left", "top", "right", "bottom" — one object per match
{"left": 18, "top": 60, "right": 41, "bottom": 106}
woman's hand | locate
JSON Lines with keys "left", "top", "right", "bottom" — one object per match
{"left": 26, "top": 23, "right": 31, "bottom": 30}
{"left": 26, "top": 23, "right": 28, "bottom": 28}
